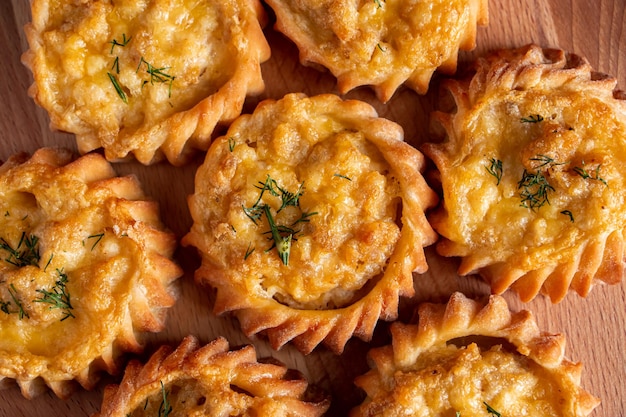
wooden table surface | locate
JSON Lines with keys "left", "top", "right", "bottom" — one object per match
{"left": 1, "top": 0, "right": 625, "bottom": 416}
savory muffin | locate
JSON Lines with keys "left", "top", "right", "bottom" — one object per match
{"left": 23, "top": 0, "right": 271, "bottom": 165}
{"left": 93, "top": 335, "right": 329, "bottom": 417}
{"left": 183, "top": 93, "right": 438, "bottom": 354}
{"left": 0, "top": 148, "right": 181, "bottom": 398}
{"left": 351, "top": 292, "right": 600, "bottom": 416}
{"left": 263, "top": 0, "right": 488, "bottom": 102}
{"left": 422, "top": 44, "right": 626, "bottom": 302}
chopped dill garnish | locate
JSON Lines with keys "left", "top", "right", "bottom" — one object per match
{"left": 485, "top": 157, "right": 503, "bottom": 185}
{"left": 484, "top": 402, "right": 501, "bottom": 417}
{"left": 228, "top": 137, "right": 236, "bottom": 152}
{"left": 159, "top": 380, "right": 173, "bottom": 417}
{"left": 107, "top": 72, "right": 128, "bottom": 103}
{"left": 521, "top": 114, "right": 544, "bottom": 123}
{"left": 34, "top": 269, "right": 75, "bottom": 321}
{"left": 43, "top": 253, "right": 54, "bottom": 272}
{"left": 8, "top": 284, "right": 29, "bottom": 319}
{"left": 0, "top": 232, "right": 40, "bottom": 267}
{"left": 244, "top": 243, "right": 255, "bottom": 260}
{"left": 85, "top": 233, "right": 105, "bottom": 250}
{"left": 137, "top": 57, "right": 175, "bottom": 98}
{"left": 518, "top": 168, "right": 555, "bottom": 210}
{"left": 573, "top": 162, "right": 608, "bottom": 187}
{"left": 529, "top": 154, "right": 563, "bottom": 169}
{"left": 111, "top": 56, "right": 120, "bottom": 74}
{"left": 333, "top": 173, "right": 352, "bottom": 181}
{"left": 109, "top": 33, "right": 131, "bottom": 54}
{"left": 263, "top": 205, "right": 293, "bottom": 265}
{"left": 561, "top": 210, "right": 575, "bottom": 222}
{"left": 243, "top": 175, "right": 317, "bottom": 265}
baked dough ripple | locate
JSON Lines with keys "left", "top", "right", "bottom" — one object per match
{"left": 264, "top": 0, "right": 488, "bottom": 102}
{"left": 183, "top": 93, "right": 438, "bottom": 354}
{"left": 0, "top": 148, "right": 181, "bottom": 398}
{"left": 351, "top": 292, "right": 599, "bottom": 417}
{"left": 93, "top": 335, "right": 329, "bottom": 417}
{"left": 422, "top": 44, "right": 626, "bottom": 302}
{"left": 23, "top": 0, "right": 270, "bottom": 165}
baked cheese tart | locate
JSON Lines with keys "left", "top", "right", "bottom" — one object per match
{"left": 23, "top": 0, "right": 271, "bottom": 165}
{"left": 93, "top": 335, "right": 329, "bottom": 417}
{"left": 183, "top": 93, "right": 438, "bottom": 354}
{"left": 263, "top": 0, "right": 488, "bottom": 102}
{"left": 422, "top": 44, "right": 626, "bottom": 302}
{"left": 0, "top": 148, "right": 181, "bottom": 398}
{"left": 351, "top": 292, "right": 600, "bottom": 416}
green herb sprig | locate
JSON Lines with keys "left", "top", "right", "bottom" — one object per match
{"left": 485, "top": 157, "right": 503, "bottom": 185}
{"left": 484, "top": 402, "right": 501, "bottom": 416}
{"left": 521, "top": 114, "right": 544, "bottom": 123}
{"left": 159, "top": 381, "right": 172, "bottom": 417}
{"left": 518, "top": 168, "right": 555, "bottom": 210}
{"left": 573, "top": 162, "right": 608, "bottom": 187}
{"left": 242, "top": 175, "right": 317, "bottom": 265}
{"left": 137, "top": 57, "right": 175, "bottom": 98}
{"left": 34, "top": 269, "right": 75, "bottom": 321}
{"left": 109, "top": 33, "right": 132, "bottom": 54}
{"left": 517, "top": 154, "right": 563, "bottom": 210}
{"left": 8, "top": 284, "right": 29, "bottom": 319}
{"left": 561, "top": 210, "right": 575, "bottom": 222}
{"left": 107, "top": 72, "right": 128, "bottom": 103}
{"left": 0, "top": 232, "right": 40, "bottom": 267}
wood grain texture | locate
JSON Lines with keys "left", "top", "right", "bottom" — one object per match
{"left": 1, "top": 0, "right": 625, "bottom": 416}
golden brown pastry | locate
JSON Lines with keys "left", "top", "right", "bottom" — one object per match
{"left": 23, "top": 0, "right": 271, "bottom": 165}
{"left": 351, "top": 292, "right": 600, "bottom": 417}
{"left": 263, "top": 0, "right": 488, "bottom": 102}
{"left": 93, "top": 335, "right": 329, "bottom": 417}
{"left": 422, "top": 44, "right": 626, "bottom": 302}
{"left": 183, "top": 93, "right": 438, "bottom": 354}
{"left": 0, "top": 148, "right": 181, "bottom": 398}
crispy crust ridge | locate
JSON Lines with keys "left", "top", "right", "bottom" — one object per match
{"left": 22, "top": 0, "right": 271, "bottom": 165}
{"left": 183, "top": 93, "right": 438, "bottom": 354}
{"left": 0, "top": 148, "right": 181, "bottom": 398}
{"left": 422, "top": 44, "right": 626, "bottom": 302}
{"left": 264, "top": 0, "right": 488, "bottom": 102}
{"left": 93, "top": 335, "right": 329, "bottom": 417}
{"left": 351, "top": 292, "right": 600, "bottom": 416}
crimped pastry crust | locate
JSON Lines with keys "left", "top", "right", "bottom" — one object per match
{"left": 23, "top": 0, "right": 271, "bottom": 165}
{"left": 183, "top": 93, "right": 438, "bottom": 354}
{"left": 0, "top": 148, "right": 181, "bottom": 398}
{"left": 351, "top": 292, "right": 600, "bottom": 417}
{"left": 264, "top": 0, "right": 488, "bottom": 102}
{"left": 93, "top": 335, "right": 329, "bottom": 417}
{"left": 422, "top": 44, "right": 626, "bottom": 302}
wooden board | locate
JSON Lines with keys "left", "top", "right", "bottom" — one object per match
{"left": 1, "top": 0, "right": 625, "bottom": 415}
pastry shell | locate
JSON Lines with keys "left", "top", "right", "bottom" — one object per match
{"left": 93, "top": 335, "right": 329, "bottom": 417}
{"left": 351, "top": 292, "right": 600, "bottom": 416}
{"left": 183, "top": 93, "right": 438, "bottom": 354}
{"left": 422, "top": 44, "right": 626, "bottom": 302}
{"left": 23, "top": 0, "right": 271, "bottom": 165}
{"left": 264, "top": 0, "right": 488, "bottom": 102}
{"left": 0, "top": 148, "right": 181, "bottom": 398}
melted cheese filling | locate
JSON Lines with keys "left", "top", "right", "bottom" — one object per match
{"left": 37, "top": 0, "right": 232, "bottom": 146}
{"left": 279, "top": 0, "right": 471, "bottom": 81}
{"left": 0, "top": 172, "right": 142, "bottom": 379}
{"left": 205, "top": 113, "right": 401, "bottom": 310}
{"left": 438, "top": 89, "right": 626, "bottom": 272}
{"left": 378, "top": 343, "right": 566, "bottom": 416}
